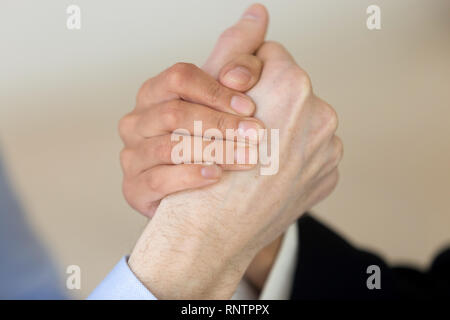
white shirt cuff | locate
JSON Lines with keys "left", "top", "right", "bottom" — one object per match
{"left": 260, "top": 223, "right": 298, "bottom": 300}
{"left": 90, "top": 223, "right": 298, "bottom": 300}
{"left": 231, "top": 223, "right": 299, "bottom": 300}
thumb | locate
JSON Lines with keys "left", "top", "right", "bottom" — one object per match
{"left": 202, "top": 3, "right": 269, "bottom": 79}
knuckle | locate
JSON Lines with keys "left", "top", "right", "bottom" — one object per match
{"left": 119, "top": 148, "right": 134, "bottom": 174}
{"left": 219, "top": 26, "right": 244, "bottom": 42}
{"left": 145, "top": 171, "right": 163, "bottom": 193}
{"left": 205, "top": 81, "right": 223, "bottom": 106}
{"left": 258, "top": 41, "right": 291, "bottom": 64}
{"left": 331, "top": 136, "right": 344, "bottom": 167}
{"left": 323, "top": 103, "right": 339, "bottom": 134}
{"left": 118, "top": 113, "right": 137, "bottom": 140}
{"left": 166, "top": 62, "right": 196, "bottom": 88}
{"left": 291, "top": 68, "right": 313, "bottom": 98}
{"left": 136, "top": 78, "right": 154, "bottom": 105}
{"left": 159, "top": 101, "right": 182, "bottom": 129}
{"left": 262, "top": 41, "right": 286, "bottom": 53}
{"left": 315, "top": 101, "right": 338, "bottom": 137}
{"left": 215, "top": 113, "right": 229, "bottom": 133}
{"left": 329, "top": 169, "right": 340, "bottom": 190}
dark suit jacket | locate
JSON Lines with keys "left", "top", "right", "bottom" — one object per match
{"left": 291, "top": 214, "right": 450, "bottom": 300}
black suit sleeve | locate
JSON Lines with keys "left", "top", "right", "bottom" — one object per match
{"left": 290, "top": 214, "right": 450, "bottom": 300}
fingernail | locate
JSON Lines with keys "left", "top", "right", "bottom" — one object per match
{"left": 238, "top": 120, "right": 262, "bottom": 142}
{"left": 242, "top": 5, "right": 263, "bottom": 20}
{"left": 201, "top": 165, "right": 222, "bottom": 179}
{"left": 231, "top": 95, "right": 254, "bottom": 115}
{"left": 223, "top": 66, "right": 252, "bottom": 86}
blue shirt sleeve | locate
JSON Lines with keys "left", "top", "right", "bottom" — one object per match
{"left": 88, "top": 256, "right": 157, "bottom": 300}
{"left": 0, "top": 154, "right": 66, "bottom": 300}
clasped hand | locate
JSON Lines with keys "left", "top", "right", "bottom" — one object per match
{"left": 118, "top": 4, "right": 343, "bottom": 299}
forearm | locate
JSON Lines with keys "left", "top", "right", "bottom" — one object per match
{"left": 128, "top": 198, "right": 256, "bottom": 299}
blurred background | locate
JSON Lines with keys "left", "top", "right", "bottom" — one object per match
{"left": 0, "top": 0, "right": 449, "bottom": 298}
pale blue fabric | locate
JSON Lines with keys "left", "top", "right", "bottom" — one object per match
{"left": 0, "top": 151, "right": 151, "bottom": 300}
{"left": 0, "top": 154, "right": 66, "bottom": 299}
{"left": 88, "top": 256, "right": 156, "bottom": 300}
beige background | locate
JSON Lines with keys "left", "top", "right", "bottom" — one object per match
{"left": 0, "top": 0, "right": 449, "bottom": 298}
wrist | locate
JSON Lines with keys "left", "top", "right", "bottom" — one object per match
{"left": 128, "top": 207, "right": 256, "bottom": 299}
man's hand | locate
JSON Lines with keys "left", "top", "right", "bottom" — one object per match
{"left": 128, "top": 36, "right": 343, "bottom": 299}
{"left": 119, "top": 5, "right": 269, "bottom": 218}
{"left": 120, "top": 59, "right": 267, "bottom": 217}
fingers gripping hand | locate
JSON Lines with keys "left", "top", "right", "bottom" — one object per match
{"left": 120, "top": 4, "right": 269, "bottom": 217}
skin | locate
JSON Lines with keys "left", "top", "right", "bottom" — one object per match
{"left": 119, "top": 5, "right": 270, "bottom": 218}
{"left": 127, "top": 6, "right": 343, "bottom": 299}
{"left": 119, "top": 61, "right": 264, "bottom": 216}
{"left": 119, "top": 4, "right": 280, "bottom": 291}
